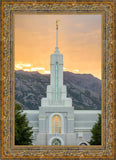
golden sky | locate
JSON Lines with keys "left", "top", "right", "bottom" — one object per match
{"left": 15, "top": 15, "right": 101, "bottom": 79}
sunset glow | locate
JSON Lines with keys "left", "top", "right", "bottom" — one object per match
{"left": 15, "top": 63, "right": 47, "bottom": 74}
{"left": 15, "top": 63, "right": 81, "bottom": 74}
{"left": 15, "top": 15, "right": 101, "bottom": 79}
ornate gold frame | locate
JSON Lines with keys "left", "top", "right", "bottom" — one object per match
{"left": 0, "top": 1, "right": 115, "bottom": 159}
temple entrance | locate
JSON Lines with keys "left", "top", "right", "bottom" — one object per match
{"left": 80, "top": 142, "right": 88, "bottom": 145}
{"left": 51, "top": 138, "right": 61, "bottom": 146}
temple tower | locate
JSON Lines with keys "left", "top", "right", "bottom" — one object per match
{"left": 37, "top": 21, "right": 76, "bottom": 145}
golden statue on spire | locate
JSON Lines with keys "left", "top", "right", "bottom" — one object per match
{"left": 56, "top": 20, "right": 58, "bottom": 29}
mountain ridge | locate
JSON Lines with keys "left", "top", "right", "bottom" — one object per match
{"left": 15, "top": 70, "right": 101, "bottom": 110}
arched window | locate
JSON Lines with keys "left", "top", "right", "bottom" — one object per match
{"left": 51, "top": 138, "right": 61, "bottom": 145}
{"left": 80, "top": 143, "right": 87, "bottom": 145}
{"left": 52, "top": 115, "right": 61, "bottom": 133}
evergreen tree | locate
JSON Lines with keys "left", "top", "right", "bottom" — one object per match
{"left": 89, "top": 114, "right": 101, "bottom": 145}
{"left": 15, "top": 104, "right": 33, "bottom": 145}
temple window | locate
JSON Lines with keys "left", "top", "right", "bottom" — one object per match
{"left": 52, "top": 115, "right": 61, "bottom": 133}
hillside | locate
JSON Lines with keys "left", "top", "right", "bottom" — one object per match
{"left": 15, "top": 70, "right": 101, "bottom": 110}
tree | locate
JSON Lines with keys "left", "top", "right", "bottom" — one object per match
{"left": 89, "top": 114, "right": 101, "bottom": 145}
{"left": 15, "top": 104, "right": 33, "bottom": 145}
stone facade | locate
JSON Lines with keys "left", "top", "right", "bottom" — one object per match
{"left": 23, "top": 110, "right": 101, "bottom": 145}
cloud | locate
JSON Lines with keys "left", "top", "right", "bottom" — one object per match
{"left": 23, "top": 69, "right": 30, "bottom": 71}
{"left": 44, "top": 71, "right": 50, "bottom": 74}
{"left": 15, "top": 63, "right": 31, "bottom": 67}
{"left": 31, "top": 67, "right": 45, "bottom": 71}
{"left": 22, "top": 64, "right": 31, "bottom": 67}
{"left": 73, "top": 69, "right": 79, "bottom": 73}
{"left": 15, "top": 64, "right": 23, "bottom": 69}
{"left": 15, "top": 64, "right": 45, "bottom": 72}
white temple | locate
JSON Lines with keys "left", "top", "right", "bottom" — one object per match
{"left": 23, "top": 21, "right": 101, "bottom": 145}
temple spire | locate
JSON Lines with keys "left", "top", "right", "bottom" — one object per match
{"left": 56, "top": 20, "right": 58, "bottom": 29}
{"left": 54, "top": 20, "right": 60, "bottom": 54}
{"left": 56, "top": 20, "right": 58, "bottom": 47}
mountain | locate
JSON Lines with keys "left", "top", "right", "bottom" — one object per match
{"left": 15, "top": 70, "right": 101, "bottom": 110}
